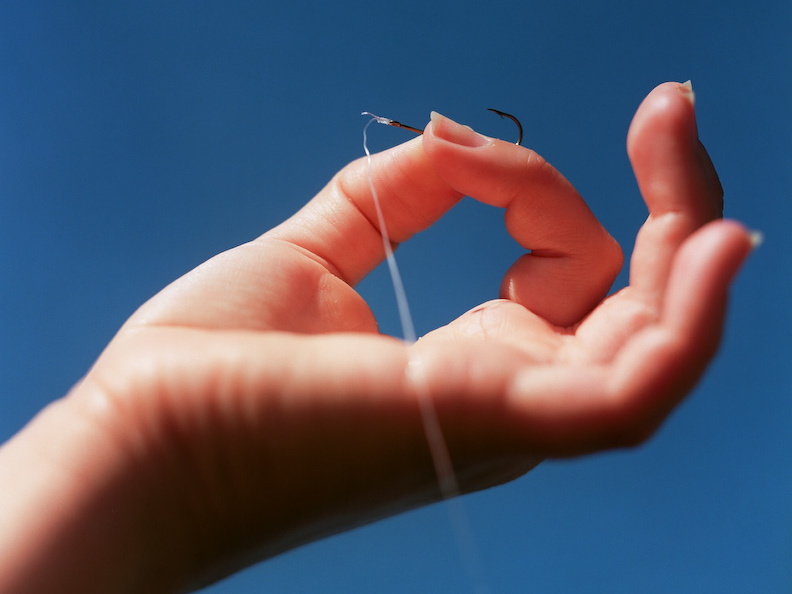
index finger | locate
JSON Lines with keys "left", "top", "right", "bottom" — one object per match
{"left": 422, "top": 113, "right": 622, "bottom": 327}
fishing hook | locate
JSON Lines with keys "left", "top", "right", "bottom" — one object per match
{"left": 485, "top": 108, "right": 523, "bottom": 146}
{"left": 361, "top": 109, "right": 524, "bottom": 146}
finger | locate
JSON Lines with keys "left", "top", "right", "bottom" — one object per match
{"left": 269, "top": 134, "right": 462, "bottom": 286}
{"left": 563, "top": 82, "right": 731, "bottom": 364}
{"left": 628, "top": 81, "right": 724, "bottom": 300}
{"left": 423, "top": 112, "right": 623, "bottom": 328}
{"left": 601, "top": 220, "right": 753, "bottom": 446}
{"left": 505, "top": 220, "right": 753, "bottom": 455}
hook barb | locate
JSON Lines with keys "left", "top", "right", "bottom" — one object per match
{"left": 486, "top": 108, "right": 523, "bottom": 146}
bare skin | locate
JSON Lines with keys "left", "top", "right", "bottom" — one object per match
{"left": 0, "top": 82, "right": 753, "bottom": 593}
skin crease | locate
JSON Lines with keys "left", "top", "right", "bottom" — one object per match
{"left": 0, "top": 82, "right": 753, "bottom": 593}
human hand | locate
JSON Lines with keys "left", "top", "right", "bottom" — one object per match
{"left": 0, "top": 82, "right": 753, "bottom": 593}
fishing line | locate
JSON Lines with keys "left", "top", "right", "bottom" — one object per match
{"left": 362, "top": 114, "right": 491, "bottom": 594}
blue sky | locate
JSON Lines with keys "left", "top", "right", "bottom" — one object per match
{"left": 1, "top": 1, "right": 790, "bottom": 592}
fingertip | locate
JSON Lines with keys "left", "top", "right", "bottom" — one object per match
{"left": 426, "top": 111, "right": 493, "bottom": 148}
{"left": 678, "top": 219, "right": 755, "bottom": 280}
{"left": 689, "top": 218, "right": 755, "bottom": 263}
{"left": 627, "top": 81, "right": 698, "bottom": 158}
{"left": 422, "top": 114, "right": 537, "bottom": 209}
{"left": 664, "top": 219, "right": 754, "bottom": 336}
{"left": 627, "top": 81, "right": 723, "bottom": 225}
{"left": 421, "top": 112, "right": 508, "bottom": 198}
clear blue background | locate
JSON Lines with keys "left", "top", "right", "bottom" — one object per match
{"left": 1, "top": 1, "right": 790, "bottom": 592}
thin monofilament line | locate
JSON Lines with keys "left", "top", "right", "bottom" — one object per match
{"left": 362, "top": 117, "right": 417, "bottom": 344}
{"left": 362, "top": 115, "right": 491, "bottom": 594}
{"left": 362, "top": 116, "right": 459, "bottom": 494}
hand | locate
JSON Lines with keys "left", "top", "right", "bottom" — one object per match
{"left": 0, "top": 82, "right": 753, "bottom": 593}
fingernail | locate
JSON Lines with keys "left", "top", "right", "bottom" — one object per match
{"left": 680, "top": 80, "right": 695, "bottom": 106}
{"left": 429, "top": 111, "right": 492, "bottom": 148}
{"left": 748, "top": 229, "right": 764, "bottom": 249}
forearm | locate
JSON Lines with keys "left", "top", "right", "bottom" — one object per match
{"left": 0, "top": 339, "right": 454, "bottom": 594}
{"left": 0, "top": 389, "right": 181, "bottom": 593}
